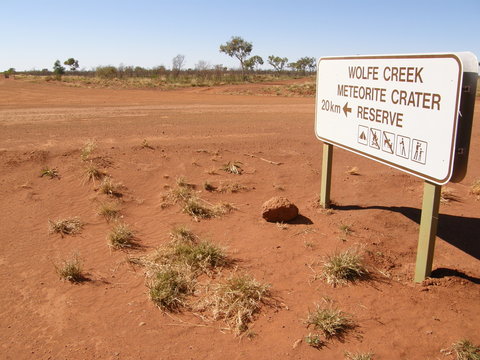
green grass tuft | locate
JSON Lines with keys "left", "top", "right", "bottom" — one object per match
{"left": 148, "top": 267, "right": 192, "bottom": 311}
{"left": 306, "top": 303, "right": 354, "bottom": 339}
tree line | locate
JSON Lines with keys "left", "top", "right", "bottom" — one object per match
{"left": 3, "top": 36, "right": 316, "bottom": 81}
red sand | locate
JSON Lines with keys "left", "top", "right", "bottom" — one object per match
{"left": 0, "top": 78, "right": 479, "bottom": 359}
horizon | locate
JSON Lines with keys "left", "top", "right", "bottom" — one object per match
{"left": 2, "top": 0, "right": 479, "bottom": 72}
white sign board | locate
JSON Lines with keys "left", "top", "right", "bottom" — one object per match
{"left": 315, "top": 54, "right": 463, "bottom": 185}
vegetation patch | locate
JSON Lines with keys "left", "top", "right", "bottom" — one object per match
{"left": 131, "top": 227, "right": 271, "bottom": 334}
{"left": 221, "top": 161, "right": 243, "bottom": 175}
{"left": 54, "top": 253, "right": 85, "bottom": 283}
{"left": 98, "top": 201, "right": 121, "bottom": 221}
{"left": 147, "top": 267, "right": 193, "bottom": 311}
{"left": 49, "top": 217, "right": 83, "bottom": 236}
{"left": 471, "top": 179, "right": 480, "bottom": 198}
{"left": 108, "top": 223, "right": 135, "bottom": 249}
{"left": 203, "top": 273, "right": 271, "bottom": 333}
{"left": 98, "top": 177, "right": 122, "bottom": 197}
{"left": 170, "top": 225, "right": 197, "bottom": 243}
{"left": 83, "top": 161, "right": 105, "bottom": 184}
{"left": 80, "top": 139, "right": 97, "bottom": 161}
{"left": 344, "top": 352, "right": 374, "bottom": 360}
{"left": 306, "top": 302, "right": 354, "bottom": 340}
{"left": 321, "top": 247, "right": 368, "bottom": 287}
{"left": 40, "top": 166, "right": 59, "bottom": 179}
{"left": 452, "top": 339, "right": 480, "bottom": 360}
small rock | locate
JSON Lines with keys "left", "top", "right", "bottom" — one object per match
{"left": 138, "top": 322, "right": 146, "bottom": 327}
{"left": 292, "top": 338, "right": 302, "bottom": 349}
{"left": 261, "top": 196, "right": 299, "bottom": 222}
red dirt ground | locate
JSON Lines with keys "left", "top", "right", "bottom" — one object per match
{"left": 0, "top": 78, "right": 479, "bottom": 360}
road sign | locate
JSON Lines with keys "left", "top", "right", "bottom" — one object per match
{"left": 315, "top": 53, "right": 469, "bottom": 185}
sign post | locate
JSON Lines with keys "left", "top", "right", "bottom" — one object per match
{"left": 320, "top": 143, "right": 333, "bottom": 208}
{"left": 414, "top": 181, "right": 441, "bottom": 282}
{"left": 315, "top": 52, "right": 478, "bottom": 282}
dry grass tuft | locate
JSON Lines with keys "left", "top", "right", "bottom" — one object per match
{"left": 203, "top": 181, "right": 217, "bottom": 192}
{"left": 98, "top": 177, "right": 122, "bottom": 197}
{"left": 40, "top": 166, "right": 59, "bottom": 179}
{"left": 83, "top": 161, "right": 105, "bottom": 184}
{"left": 182, "top": 198, "right": 216, "bottom": 220}
{"left": 146, "top": 227, "right": 229, "bottom": 276}
{"left": 147, "top": 266, "right": 193, "bottom": 311}
{"left": 80, "top": 139, "right": 97, "bottom": 161}
{"left": 205, "top": 274, "right": 271, "bottom": 333}
{"left": 221, "top": 161, "right": 243, "bottom": 175}
{"left": 54, "top": 253, "right": 85, "bottom": 282}
{"left": 306, "top": 302, "right": 354, "bottom": 340}
{"left": 170, "top": 225, "right": 197, "bottom": 243}
{"left": 344, "top": 351, "right": 374, "bottom": 360}
{"left": 98, "top": 201, "right": 121, "bottom": 221}
{"left": 470, "top": 179, "right": 480, "bottom": 198}
{"left": 49, "top": 217, "right": 83, "bottom": 235}
{"left": 141, "top": 139, "right": 155, "bottom": 149}
{"left": 452, "top": 339, "right": 480, "bottom": 360}
{"left": 305, "top": 333, "right": 324, "bottom": 349}
{"left": 322, "top": 247, "right": 367, "bottom": 287}
{"left": 108, "top": 223, "right": 135, "bottom": 249}
{"left": 218, "top": 182, "right": 249, "bottom": 193}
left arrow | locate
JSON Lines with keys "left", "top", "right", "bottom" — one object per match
{"left": 343, "top": 102, "right": 352, "bottom": 117}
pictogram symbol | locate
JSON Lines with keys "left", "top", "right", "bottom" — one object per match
{"left": 369, "top": 128, "right": 381, "bottom": 150}
{"left": 358, "top": 125, "right": 368, "bottom": 145}
{"left": 411, "top": 139, "right": 428, "bottom": 164}
{"left": 382, "top": 131, "right": 395, "bottom": 154}
{"left": 396, "top": 135, "right": 411, "bottom": 159}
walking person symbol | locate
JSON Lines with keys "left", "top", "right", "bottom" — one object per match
{"left": 400, "top": 138, "right": 405, "bottom": 156}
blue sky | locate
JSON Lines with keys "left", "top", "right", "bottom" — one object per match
{"left": 2, "top": 0, "right": 479, "bottom": 71}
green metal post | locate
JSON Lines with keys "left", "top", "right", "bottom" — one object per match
{"left": 414, "top": 181, "right": 442, "bottom": 283}
{"left": 320, "top": 143, "right": 333, "bottom": 209}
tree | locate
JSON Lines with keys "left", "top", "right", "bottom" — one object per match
{"left": 244, "top": 55, "right": 264, "bottom": 71}
{"left": 64, "top": 58, "right": 79, "bottom": 71}
{"left": 219, "top": 36, "right": 253, "bottom": 78}
{"left": 289, "top": 57, "right": 316, "bottom": 75}
{"left": 172, "top": 54, "right": 185, "bottom": 78}
{"left": 268, "top": 55, "right": 288, "bottom": 72}
{"left": 53, "top": 60, "right": 65, "bottom": 79}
